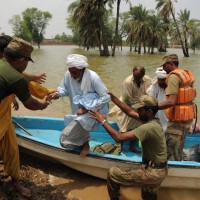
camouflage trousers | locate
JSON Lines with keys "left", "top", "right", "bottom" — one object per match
{"left": 165, "top": 121, "right": 192, "bottom": 161}
{"left": 107, "top": 164, "right": 167, "bottom": 200}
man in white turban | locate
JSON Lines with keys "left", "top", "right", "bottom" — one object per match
{"left": 148, "top": 67, "right": 168, "bottom": 131}
{"left": 50, "top": 54, "right": 110, "bottom": 156}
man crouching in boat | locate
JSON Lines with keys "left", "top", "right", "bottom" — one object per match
{"left": 89, "top": 94, "right": 167, "bottom": 200}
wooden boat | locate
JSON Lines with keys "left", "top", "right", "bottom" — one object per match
{"left": 13, "top": 115, "right": 200, "bottom": 189}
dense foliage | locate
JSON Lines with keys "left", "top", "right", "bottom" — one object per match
{"left": 9, "top": 7, "right": 52, "bottom": 48}
{"left": 7, "top": 0, "right": 200, "bottom": 56}
{"left": 66, "top": 0, "right": 200, "bottom": 57}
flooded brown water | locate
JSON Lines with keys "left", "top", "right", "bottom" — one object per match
{"left": 19, "top": 45, "right": 200, "bottom": 119}
{"left": 13, "top": 45, "right": 200, "bottom": 199}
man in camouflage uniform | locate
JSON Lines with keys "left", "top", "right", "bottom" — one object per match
{"left": 0, "top": 37, "right": 51, "bottom": 197}
{"left": 158, "top": 54, "right": 196, "bottom": 161}
{"left": 89, "top": 94, "right": 168, "bottom": 200}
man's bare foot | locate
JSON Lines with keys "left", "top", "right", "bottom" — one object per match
{"left": 12, "top": 179, "right": 31, "bottom": 197}
{"left": 80, "top": 142, "right": 90, "bottom": 157}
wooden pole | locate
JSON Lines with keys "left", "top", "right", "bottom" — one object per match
{"left": 12, "top": 120, "right": 33, "bottom": 136}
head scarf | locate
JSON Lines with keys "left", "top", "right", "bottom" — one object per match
{"left": 66, "top": 54, "right": 89, "bottom": 69}
{"left": 155, "top": 67, "right": 167, "bottom": 79}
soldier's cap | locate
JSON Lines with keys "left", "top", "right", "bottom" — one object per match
{"left": 160, "top": 54, "right": 178, "bottom": 67}
{"left": 7, "top": 37, "right": 34, "bottom": 62}
{"left": 132, "top": 95, "right": 158, "bottom": 109}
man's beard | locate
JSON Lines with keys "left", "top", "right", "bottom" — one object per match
{"left": 73, "top": 77, "right": 81, "bottom": 82}
{"left": 73, "top": 70, "right": 83, "bottom": 82}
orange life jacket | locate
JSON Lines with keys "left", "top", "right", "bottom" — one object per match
{"left": 165, "top": 69, "right": 196, "bottom": 122}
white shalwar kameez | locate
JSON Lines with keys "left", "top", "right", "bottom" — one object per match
{"left": 149, "top": 69, "right": 168, "bottom": 131}
{"left": 57, "top": 54, "right": 110, "bottom": 147}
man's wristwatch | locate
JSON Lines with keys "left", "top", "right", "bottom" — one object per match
{"left": 101, "top": 119, "right": 107, "bottom": 125}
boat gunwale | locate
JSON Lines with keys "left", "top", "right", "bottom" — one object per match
{"left": 16, "top": 133, "right": 200, "bottom": 169}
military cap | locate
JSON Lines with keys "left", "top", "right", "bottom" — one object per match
{"left": 7, "top": 37, "right": 34, "bottom": 62}
{"left": 132, "top": 95, "right": 158, "bottom": 109}
{"left": 160, "top": 54, "right": 178, "bottom": 67}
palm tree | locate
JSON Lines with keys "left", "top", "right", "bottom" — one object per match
{"left": 128, "top": 5, "right": 151, "bottom": 54}
{"left": 124, "top": 14, "right": 135, "bottom": 51}
{"left": 110, "top": 0, "right": 130, "bottom": 56}
{"left": 117, "top": 12, "right": 131, "bottom": 50}
{"left": 68, "top": 0, "right": 110, "bottom": 56}
{"left": 98, "top": 0, "right": 110, "bottom": 56}
{"left": 148, "top": 14, "right": 165, "bottom": 54}
{"left": 111, "top": 0, "right": 121, "bottom": 56}
{"left": 155, "top": 0, "right": 189, "bottom": 57}
{"left": 177, "top": 9, "right": 191, "bottom": 56}
{"left": 188, "top": 19, "right": 200, "bottom": 53}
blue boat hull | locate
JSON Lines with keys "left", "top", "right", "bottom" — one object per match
{"left": 13, "top": 115, "right": 200, "bottom": 189}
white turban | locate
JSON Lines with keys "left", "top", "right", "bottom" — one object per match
{"left": 155, "top": 67, "right": 167, "bottom": 79}
{"left": 66, "top": 54, "right": 89, "bottom": 69}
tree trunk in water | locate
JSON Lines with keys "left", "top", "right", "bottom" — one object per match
{"left": 112, "top": 0, "right": 121, "bottom": 57}
{"left": 134, "top": 46, "right": 137, "bottom": 52}
{"left": 98, "top": 1, "right": 110, "bottom": 56}
{"left": 95, "top": 32, "right": 103, "bottom": 55}
{"left": 151, "top": 37, "right": 155, "bottom": 54}
{"left": 151, "top": 47, "right": 154, "bottom": 54}
{"left": 143, "top": 43, "right": 146, "bottom": 53}
{"left": 138, "top": 42, "right": 141, "bottom": 54}
{"left": 184, "top": 30, "right": 189, "bottom": 57}
{"left": 148, "top": 47, "right": 150, "bottom": 53}
{"left": 170, "top": 5, "right": 189, "bottom": 57}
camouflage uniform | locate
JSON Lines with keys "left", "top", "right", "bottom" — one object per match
{"left": 107, "top": 119, "right": 168, "bottom": 200}
{"left": 165, "top": 74, "right": 193, "bottom": 161}
{"left": 107, "top": 164, "right": 167, "bottom": 200}
{"left": 165, "top": 121, "right": 192, "bottom": 161}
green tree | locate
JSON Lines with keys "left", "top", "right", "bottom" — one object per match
{"left": 177, "top": 9, "right": 191, "bottom": 56}
{"left": 67, "top": 0, "right": 80, "bottom": 44}
{"left": 188, "top": 19, "right": 200, "bottom": 53}
{"left": 54, "top": 33, "right": 74, "bottom": 42}
{"left": 22, "top": 8, "right": 52, "bottom": 48}
{"left": 155, "top": 0, "right": 189, "bottom": 57}
{"left": 110, "top": 0, "right": 129, "bottom": 56}
{"left": 126, "top": 5, "right": 151, "bottom": 54}
{"left": 68, "top": 0, "right": 110, "bottom": 56}
{"left": 148, "top": 14, "right": 164, "bottom": 54}
{"left": 117, "top": 12, "right": 131, "bottom": 50}
{"left": 9, "top": 8, "right": 52, "bottom": 48}
{"left": 9, "top": 15, "right": 31, "bottom": 41}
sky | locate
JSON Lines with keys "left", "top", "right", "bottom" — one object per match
{"left": 0, "top": 0, "right": 200, "bottom": 39}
